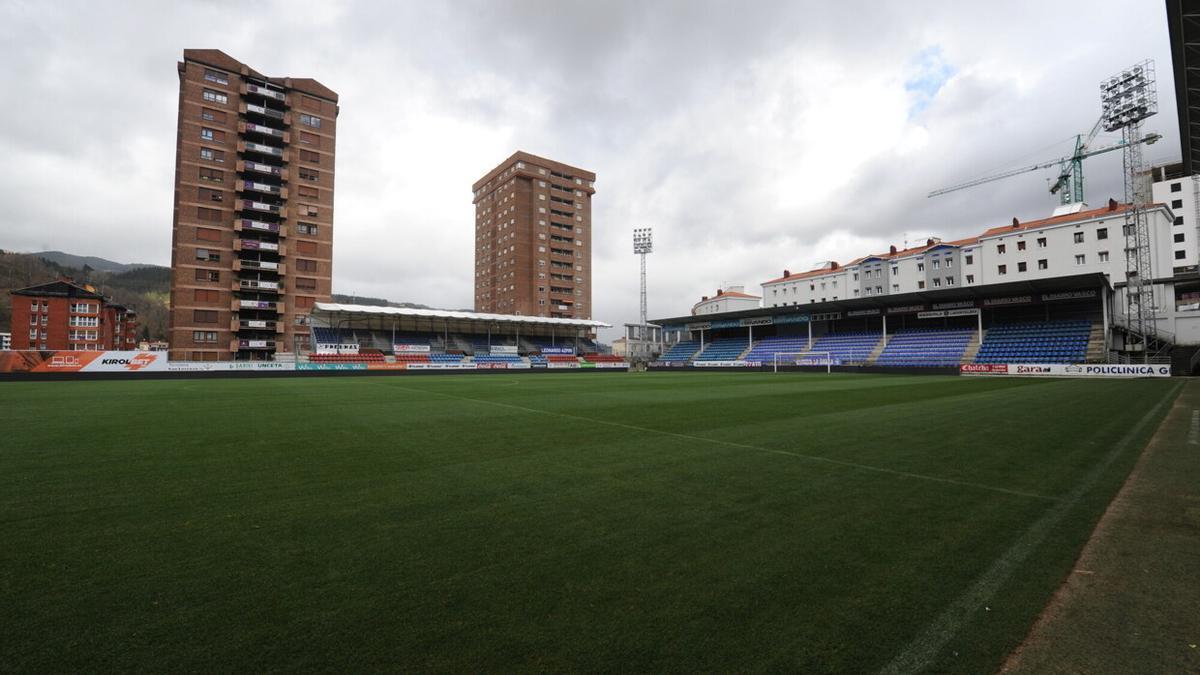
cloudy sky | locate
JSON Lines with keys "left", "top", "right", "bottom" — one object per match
{"left": 0, "top": 0, "right": 1178, "bottom": 338}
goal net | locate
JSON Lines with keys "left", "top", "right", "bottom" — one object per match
{"left": 772, "top": 351, "right": 834, "bottom": 373}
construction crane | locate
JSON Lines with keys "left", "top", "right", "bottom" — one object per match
{"left": 928, "top": 123, "right": 1161, "bottom": 202}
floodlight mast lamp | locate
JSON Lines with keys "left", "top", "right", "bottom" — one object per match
{"left": 632, "top": 228, "right": 653, "bottom": 355}
{"left": 1100, "top": 60, "right": 1158, "bottom": 361}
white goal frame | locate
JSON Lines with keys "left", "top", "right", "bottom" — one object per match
{"left": 772, "top": 351, "right": 833, "bottom": 373}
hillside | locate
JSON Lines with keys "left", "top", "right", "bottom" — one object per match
{"left": 0, "top": 251, "right": 170, "bottom": 340}
{"left": 33, "top": 251, "right": 159, "bottom": 274}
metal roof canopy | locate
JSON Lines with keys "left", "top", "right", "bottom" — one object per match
{"left": 651, "top": 273, "right": 1112, "bottom": 328}
{"left": 1168, "top": 0, "right": 1200, "bottom": 174}
{"left": 310, "top": 303, "right": 609, "bottom": 335}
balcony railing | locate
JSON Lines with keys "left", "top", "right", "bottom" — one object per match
{"left": 244, "top": 83, "right": 286, "bottom": 102}
{"left": 240, "top": 180, "right": 283, "bottom": 196}
{"left": 236, "top": 239, "right": 280, "bottom": 253}
{"left": 236, "top": 259, "right": 280, "bottom": 272}
{"left": 241, "top": 141, "right": 284, "bottom": 157}
{"left": 234, "top": 299, "right": 283, "bottom": 313}
{"left": 237, "top": 279, "right": 281, "bottom": 292}
{"left": 240, "top": 121, "right": 285, "bottom": 139}
{"left": 237, "top": 338, "right": 277, "bottom": 350}
{"left": 243, "top": 102, "right": 286, "bottom": 121}
{"left": 239, "top": 160, "right": 284, "bottom": 178}
{"left": 234, "top": 218, "right": 280, "bottom": 234}
{"left": 239, "top": 199, "right": 280, "bottom": 215}
{"left": 237, "top": 319, "right": 278, "bottom": 331}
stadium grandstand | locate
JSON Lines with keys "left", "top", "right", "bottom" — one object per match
{"left": 650, "top": 272, "right": 1123, "bottom": 370}
{"left": 302, "top": 303, "right": 624, "bottom": 370}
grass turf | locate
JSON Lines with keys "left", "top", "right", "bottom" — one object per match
{"left": 0, "top": 372, "right": 1181, "bottom": 672}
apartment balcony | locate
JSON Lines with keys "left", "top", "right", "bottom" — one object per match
{"left": 241, "top": 102, "right": 286, "bottom": 122}
{"left": 238, "top": 199, "right": 281, "bottom": 216}
{"left": 238, "top": 140, "right": 285, "bottom": 158}
{"left": 238, "top": 120, "right": 287, "bottom": 139}
{"left": 233, "top": 299, "right": 284, "bottom": 313}
{"left": 233, "top": 318, "right": 284, "bottom": 333}
{"left": 234, "top": 239, "right": 282, "bottom": 254}
{"left": 233, "top": 259, "right": 284, "bottom": 274}
{"left": 237, "top": 160, "right": 287, "bottom": 180}
{"left": 242, "top": 82, "right": 287, "bottom": 104}
{"left": 238, "top": 180, "right": 286, "bottom": 199}
{"left": 235, "top": 338, "right": 277, "bottom": 351}
{"left": 233, "top": 218, "right": 282, "bottom": 235}
{"left": 235, "top": 279, "right": 282, "bottom": 293}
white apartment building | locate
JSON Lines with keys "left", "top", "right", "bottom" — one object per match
{"left": 692, "top": 286, "right": 761, "bottom": 315}
{"left": 1147, "top": 163, "right": 1200, "bottom": 270}
{"left": 762, "top": 199, "right": 1200, "bottom": 344}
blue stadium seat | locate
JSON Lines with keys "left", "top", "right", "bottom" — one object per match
{"left": 974, "top": 320, "right": 1092, "bottom": 364}
{"left": 874, "top": 327, "right": 974, "bottom": 367}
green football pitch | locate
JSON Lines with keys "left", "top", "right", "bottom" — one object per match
{"left": 0, "top": 372, "right": 1182, "bottom": 672}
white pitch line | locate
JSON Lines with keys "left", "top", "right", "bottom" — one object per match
{"left": 377, "top": 382, "right": 1064, "bottom": 503}
{"left": 878, "top": 381, "right": 1183, "bottom": 675}
{"left": 1189, "top": 409, "right": 1199, "bottom": 446}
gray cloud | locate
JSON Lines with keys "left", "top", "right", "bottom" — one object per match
{"left": 0, "top": 0, "right": 1177, "bottom": 338}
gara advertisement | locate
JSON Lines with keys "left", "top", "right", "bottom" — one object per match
{"left": 960, "top": 363, "right": 1171, "bottom": 378}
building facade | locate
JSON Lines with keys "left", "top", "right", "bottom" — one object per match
{"left": 168, "top": 49, "right": 338, "bottom": 361}
{"left": 472, "top": 151, "right": 596, "bottom": 319}
{"left": 761, "top": 200, "right": 1200, "bottom": 344}
{"left": 692, "top": 286, "right": 761, "bottom": 315}
{"left": 1147, "top": 162, "right": 1200, "bottom": 272}
{"left": 9, "top": 279, "right": 138, "bottom": 351}
{"left": 0, "top": 332, "right": 10, "bottom": 351}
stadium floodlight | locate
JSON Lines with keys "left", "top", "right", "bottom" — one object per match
{"left": 632, "top": 228, "right": 653, "bottom": 358}
{"left": 1100, "top": 60, "right": 1157, "bottom": 132}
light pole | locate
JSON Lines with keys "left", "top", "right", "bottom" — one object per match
{"left": 632, "top": 228, "right": 653, "bottom": 359}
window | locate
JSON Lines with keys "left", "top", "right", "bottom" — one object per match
{"left": 965, "top": 254, "right": 973, "bottom": 265}
{"left": 1017, "top": 261, "right": 1027, "bottom": 272}
{"left": 300, "top": 113, "right": 322, "bottom": 128}
{"left": 203, "top": 68, "right": 228, "bottom": 85}
{"left": 892, "top": 283, "right": 899, "bottom": 292}
{"left": 295, "top": 296, "right": 316, "bottom": 309}
{"left": 997, "top": 244, "right": 1006, "bottom": 254}
{"left": 199, "top": 167, "right": 223, "bottom": 183}
{"left": 296, "top": 240, "right": 318, "bottom": 255}
{"left": 1123, "top": 224, "right": 1135, "bottom": 236}
{"left": 200, "top": 127, "right": 223, "bottom": 142}
{"left": 198, "top": 187, "right": 223, "bottom": 203}
{"left": 195, "top": 248, "right": 220, "bottom": 262}
{"left": 1175, "top": 232, "right": 1186, "bottom": 243}
{"left": 297, "top": 223, "right": 319, "bottom": 236}
{"left": 299, "top": 204, "right": 319, "bottom": 217}
{"left": 917, "top": 262, "right": 924, "bottom": 272}
{"left": 192, "top": 331, "right": 218, "bottom": 343}
{"left": 1073, "top": 232, "right": 1084, "bottom": 243}
{"left": 1171, "top": 182, "right": 1182, "bottom": 192}
{"left": 1175, "top": 216, "right": 1185, "bottom": 226}
{"left": 193, "top": 310, "right": 218, "bottom": 323}
{"left": 917, "top": 280, "right": 925, "bottom": 289}
{"left": 932, "top": 259, "right": 940, "bottom": 269}
{"left": 1096, "top": 228, "right": 1107, "bottom": 240}
{"left": 299, "top": 149, "right": 320, "bottom": 164}
{"left": 195, "top": 227, "right": 221, "bottom": 242}
{"left": 202, "top": 89, "right": 228, "bottom": 104}
{"left": 299, "top": 131, "right": 319, "bottom": 146}
{"left": 1172, "top": 199, "right": 1183, "bottom": 209}
{"left": 200, "top": 147, "right": 224, "bottom": 163}
{"left": 197, "top": 206, "right": 222, "bottom": 222}
{"left": 296, "top": 259, "right": 318, "bottom": 272}
{"left": 200, "top": 107, "right": 226, "bottom": 123}
{"left": 296, "top": 277, "right": 317, "bottom": 290}
{"left": 1017, "top": 240, "right": 1026, "bottom": 251}
{"left": 1098, "top": 251, "right": 1110, "bottom": 262}
{"left": 1177, "top": 250, "right": 1188, "bottom": 260}
{"left": 998, "top": 265, "right": 1007, "bottom": 275}
{"left": 1074, "top": 254, "right": 1086, "bottom": 265}
{"left": 193, "top": 289, "right": 219, "bottom": 303}
{"left": 945, "top": 258, "right": 953, "bottom": 268}
{"left": 945, "top": 276, "right": 955, "bottom": 286}
{"left": 194, "top": 269, "right": 219, "bottom": 282}
{"left": 966, "top": 274, "right": 975, "bottom": 283}
{"left": 298, "top": 168, "right": 319, "bottom": 182}
{"left": 932, "top": 278, "right": 941, "bottom": 287}
{"left": 297, "top": 185, "right": 319, "bottom": 199}
{"left": 1038, "top": 259, "right": 1048, "bottom": 270}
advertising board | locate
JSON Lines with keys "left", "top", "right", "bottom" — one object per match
{"left": 167, "top": 361, "right": 295, "bottom": 372}
{"left": 295, "top": 363, "right": 367, "bottom": 371}
{"left": 393, "top": 344, "right": 431, "bottom": 353}
{"left": 959, "top": 363, "right": 1171, "bottom": 378}
{"left": 490, "top": 345, "right": 519, "bottom": 355}
{"left": 540, "top": 347, "right": 575, "bottom": 355}
{"left": 405, "top": 363, "right": 478, "bottom": 370}
{"left": 693, "top": 360, "right": 751, "bottom": 367}
{"left": 0, "top": 350, "right": 168, "bottom": 374}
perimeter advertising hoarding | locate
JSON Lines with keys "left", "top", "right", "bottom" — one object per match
{"left": 960, "top": 363, "right": 1170, "bottom": 378}
{"left": 693, "top": 361, "right": 752, "bottom": 367}
{"left": 393, "top": 344, "right": 431, "bottom": 353}
{"left": 168, "top": 361, "right": 295, "bottom": 372}
{"left": 405, "top": 363, "right": 478, "bottom": 370}
{"left": 0, "top": 351, "right": 167, "bottom": 373}
{"left": 540, "top": 347, "right": 575, "bottom": 355}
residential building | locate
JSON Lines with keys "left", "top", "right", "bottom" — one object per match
{"left": 0, "top": 332, "right": 10, "bottom": 351}
{"left": 168, "top": 49, "right": 338, "bottom": 361}
{"left": 692, "top": 286, "right": 761, "bottom": 315}
{"left": 473, "top": 151, "right": 596, "bottom": 319}
{"left": 8, "top": 279, "right": 138, "bottom": 351}
{"left": 1146, "top": 162, "right": 1200, "bottom": 273}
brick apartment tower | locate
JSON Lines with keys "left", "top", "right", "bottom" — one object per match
{"left": 472, "top": 152, "right": 596, "bottom": 319}
{"left": 168, "top": 49, "right": 338, "bottom": 361}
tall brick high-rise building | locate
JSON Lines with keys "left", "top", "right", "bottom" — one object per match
{"left": 472, "top": 152, "right": 596, "bottom": 319}
{"left": 168, "top": 49, "right": 338, "bottom": 361}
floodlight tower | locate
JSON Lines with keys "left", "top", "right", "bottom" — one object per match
{"left": 1100, "top": 60, "right": 1158, "bottom": 360}
{"left": 632, "top": 228, "right": 653, "bottom": 356}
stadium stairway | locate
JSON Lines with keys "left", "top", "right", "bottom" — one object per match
{"left": 865, "top": 335, "right": 889, "bottom": 365}
{"left": 1085, "top": 324, "right": 1106, "bottom": 362}
{"left": 960, "top": 331, "right": 982, "bottom": 364}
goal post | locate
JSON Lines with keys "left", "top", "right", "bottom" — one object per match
{"left": 772, "top": 351, "right": 833, "bottom": 374}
